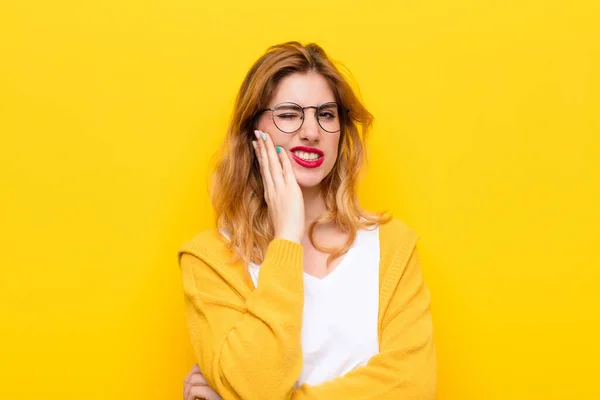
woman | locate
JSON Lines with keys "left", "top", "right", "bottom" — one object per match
{"left": 179, "top": 41, "right": 437, "bottom": 400}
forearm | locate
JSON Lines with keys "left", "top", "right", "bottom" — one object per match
{"left": 181, "top": 238, "right": 305, "bottom": 400}
{"left": 290, "top": 339, "right": 437, "bottom": 400}
{"left": 291, "top": 245, "right": 437, "bottom": 400}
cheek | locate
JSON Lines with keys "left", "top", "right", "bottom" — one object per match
{"left": 327, "top": 137, "right": 341, "bottom": 159}
{"left": 255, "top": 115, "right": 290, "bottom": 145}
{"left": 256, "top": 114, "right": 276, "bottom": 134}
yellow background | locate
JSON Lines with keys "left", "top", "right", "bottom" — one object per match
{"left": 1, "top": 0, "right": 598, "bottom": 398}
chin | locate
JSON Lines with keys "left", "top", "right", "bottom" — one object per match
{"left": 296, "top": 175, "right": 324, "bottom": 189}
{"left": 292, "top": 162, "right": 335, "bottom": 189}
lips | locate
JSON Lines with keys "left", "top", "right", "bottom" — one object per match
{"left": 289, "top": 146, "right": 325, "bottom": 169}
{"left": 291, "top": 153, "right": 325, "bottom": 168}
{"left": 289, "top": 146, "right": 324, "bottom": 157}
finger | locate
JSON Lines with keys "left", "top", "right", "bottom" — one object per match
{"left": 183, "top": 364, "right": 202, "bottom": 398}
{"left": 184, "top": 373, "right": 209, "bottom": 399}
{"left": 190, "top": 373, "right": 209, "bottom": 386}
{"left": 261, "top": 130, "right": 285, "bottom": 190}
{"left": 187, "top": 385, "right": 210, "bottom": 400}
{"left": 255, "top": 130, "right": 275, "bottom": 200}
{"left": 188, "top": 385, "right": 222, "bottom": 400}
{"left": 252, "top": 140, "right": 263, "bottom": 171}
{"left": 184, "top": 364, "right": 201, "bottom": 385}
{"left": 277, "top": 145, "right": 297, "bottom": 184}
{"left": 252, "top": 140, "right": 266, "bottom": 197}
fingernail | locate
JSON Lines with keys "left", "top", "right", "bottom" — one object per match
{"left": 276, "top": 146, "right": 281, "bottom": 153}
{"left": 261, "top": 132, "right": 267, "bottom": 141}
{"left": 254, "top": 130, "right": 260, "bottom": 139}
{"left": 252, "top": 141, "right": 257, "bottom": 149}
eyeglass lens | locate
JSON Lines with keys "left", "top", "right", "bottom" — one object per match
{"left": 272, "top": 103, "right": 340, "bottom": 133}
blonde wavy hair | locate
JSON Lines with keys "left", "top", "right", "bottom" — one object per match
{"left": 209, "top": 41, "right": 393, "bottom": 268}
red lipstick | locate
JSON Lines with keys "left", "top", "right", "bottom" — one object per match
{"left": 289, "top": 146, "right": 325, "bottom": 169}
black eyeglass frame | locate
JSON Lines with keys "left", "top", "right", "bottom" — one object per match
{"left": 258, "top": 101, "right": 350, "bottom": 134}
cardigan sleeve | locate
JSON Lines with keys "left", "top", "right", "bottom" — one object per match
{"left": 179, "top": 238, "right": 305, "bottom": 400}
{"left": 291, "top": 246, "right": 437, "bottom": 400}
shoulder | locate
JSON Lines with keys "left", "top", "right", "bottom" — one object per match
{"left": 177, "top": 227, "right": 251, "bottom": 296}
{"left": 177, "top": 227, "right": 233, "bottom": 268}
{"left": 377, "top": 217, "right": 420, "bottom": 277}
{"left": 378, "top": 217, "right": 419, "bottom": 248}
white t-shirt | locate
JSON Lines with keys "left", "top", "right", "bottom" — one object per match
{"left": 220, "top": 225, "right": 381, "bottom": 386}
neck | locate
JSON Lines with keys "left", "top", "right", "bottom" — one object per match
{"left": 302, "top": 184, "right": 327, "bottom": 226}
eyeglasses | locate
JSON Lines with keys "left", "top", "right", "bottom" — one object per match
{"left": 259, "top": 101, "right": 345, "bottom": 134}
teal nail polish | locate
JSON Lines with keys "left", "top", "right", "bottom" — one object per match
{"left": 276, "top": 146, "right": 281, "bottom": 153}
{"left": 261, "top": 132, "right": 267, "bottom": 141}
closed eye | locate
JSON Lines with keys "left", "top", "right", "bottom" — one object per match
{"left": 318, "top": 112, "right": 336, "bottom": 119}
{"left": 277, "top": 113, "right": 302, "bottom": 119}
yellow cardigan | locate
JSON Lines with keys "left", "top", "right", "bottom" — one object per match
{"left": 178, "top": 218, "right": 437, "bottom": 399}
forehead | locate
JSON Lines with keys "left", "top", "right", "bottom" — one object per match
{"left": 269, "top": 72, "right": 336, "bottom": 106}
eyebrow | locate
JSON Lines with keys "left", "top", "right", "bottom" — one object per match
{"left": 319, "top": 103, "right": 337, "bottom": 109}
{"left": 275, "top": 104, "right": 302, "bottom": 111}
{"left": 274, "top": 102, "right": 338, "bottom": 108}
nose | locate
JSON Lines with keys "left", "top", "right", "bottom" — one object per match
{"left": 298, "top": 109, "right": 321, "bottom": 143}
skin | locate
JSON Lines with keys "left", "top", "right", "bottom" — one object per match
{"left": 255, "top": 71, "right": 340, "bottom": 216}
{"left": 255, "top": 71, "right": 351, "bottom": 278}
{"left": 183, "top": 71, "right": 353, "bottom": 399}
